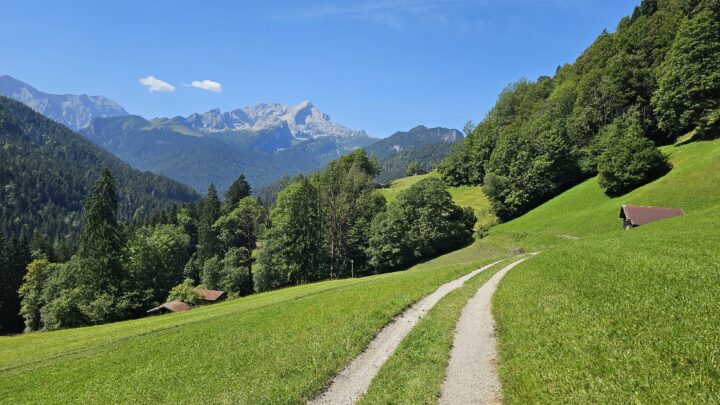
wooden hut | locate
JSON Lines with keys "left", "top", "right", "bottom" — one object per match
{"left": 619, "top": 204, "right": 684, "bottom": 229}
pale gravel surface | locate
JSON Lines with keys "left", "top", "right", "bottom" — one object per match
{"left": 439, "top": 256, "right": 531, "bottom": 405}
{"left": 309, "top": 259, "right": 506, "bottom": 405}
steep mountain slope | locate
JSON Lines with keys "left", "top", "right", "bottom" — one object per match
{"left": 365, "top": 125, "right": 462, "bottom": 160}
{"left": 375, "top": 142, "right": 457, "bottom": 183}
{"left": 0, "top": 96, "right": 199, "bottom": 243}
{"left": 82, "top": 103, "right": 375, "bottom": 192}
{"left": 0, "top": 75, "right": 128, "bottom": 131}
{"left": 364, "top": 126, "right": 463, "bottom": 183}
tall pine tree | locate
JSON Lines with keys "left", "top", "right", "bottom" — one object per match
{"left": 197, "top": 183, "right": 222, "bottom": 262}
{"left": 223, "top": 174, "right": 252, "bottom": 213}
{"left": 76, "top": 168, "right": 123, "bottom": 288}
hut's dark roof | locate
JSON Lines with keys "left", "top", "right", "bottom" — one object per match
{"left": 193, "top": 288, "right": 226, "bottom": 301}
{"left": 147, "top": 300, "right": 191, "bottom": 314}
{"left": 619, "top": 204, "right": 684, "bottom": 226}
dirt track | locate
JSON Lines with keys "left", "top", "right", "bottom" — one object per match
{"left": 309, "top": 259, "right": 506, "bottom": 405}
{"left": 438, "top": 257, "right": 530, "bottom": 405}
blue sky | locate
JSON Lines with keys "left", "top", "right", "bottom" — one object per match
{"left": 0, "top": 0, "right": 637, "bottom": 137}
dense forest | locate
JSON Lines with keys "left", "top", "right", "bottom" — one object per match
{"left": 10, "top": 150, "right": 475, "bottom": 333}
{"left": 0, "top": 97, "right": 200, "bottom": 247}
{"left": 438, "top": 0, "right": 719, "bottom": 220}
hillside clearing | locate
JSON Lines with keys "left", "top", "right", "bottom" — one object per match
{"left": 378, "top": 172, "right": 495, "bottom": 228}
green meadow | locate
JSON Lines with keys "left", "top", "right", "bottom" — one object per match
{"left": 493, "top": 138, "right": 720, "bottom": 403}
{"left": 0, "top": 254, "right": 501, "bottom": 403}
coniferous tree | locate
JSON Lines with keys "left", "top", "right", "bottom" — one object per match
{"left": 76, "top": 168, "right": 123, "bottom": 287}
{"left": 196, "top": 184, "right": 222, "bottom": 262}
{"left": 0, "top": 237, "right": 31, "bottom": 334}
{"left": 223, "top": 174, "right": 252, "bottom": 213}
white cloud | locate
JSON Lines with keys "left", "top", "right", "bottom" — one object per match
{"left": 190, "top": 79, "right": 223, "bottom": 93}
{"left": 139, "top": 75, "right": 175, "bottom": 93}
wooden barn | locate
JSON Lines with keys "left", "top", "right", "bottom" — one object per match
{"left": 147, "top": 300, "right": 191, "bottom": 315}
{"left": 619, "top": 204, "right": 684, "bottom": 229}
{"left": 193, "top": 288, "right": 226, "bottom": 304}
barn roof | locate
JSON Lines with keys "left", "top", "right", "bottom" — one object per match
{"left": 619, "top": 204, "right": 684, "bottom": 226}
{"left": 147, "top": 300, "right": 191, "bottom": 314}
{"left": 193, "top": 288, "right": 226, "bottom": 301}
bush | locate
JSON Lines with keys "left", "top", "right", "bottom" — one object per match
{"left": 368, "top": 178, "right": 476, "bottom": 272}
{"left": 597, "top": 119, "right": 671, "bottom": 196}
{"left": 167, "top": 279, "right": 202, "bottom": 305}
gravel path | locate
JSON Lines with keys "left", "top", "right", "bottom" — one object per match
{"left": 439, "top": 257, "right": 530, "bottom": 405}
{"left": 309, "top": 259, "right": 506, "bottom": 405}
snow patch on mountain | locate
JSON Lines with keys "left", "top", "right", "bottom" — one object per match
{"left": 179, "top": 100, "right": 368, "bottom": 140}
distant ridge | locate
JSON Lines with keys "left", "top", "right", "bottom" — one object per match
{"left": 0, "top": 75, "right": 128, "bottom": 131}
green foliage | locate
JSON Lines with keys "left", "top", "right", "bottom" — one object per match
{"left": 196, "top": 184, "right": 222, "bottom": 262}
{"left": 317, "top": 150, "right": 382, "bottom": 278}
{"left": 167, "top": 278, "right": 202, "bottom": 305}
{"left": 368, "top": 178, "right": 476, "bottom": 272}
{"left": 653, "top": 5, "right": 720, "bottom": 138}
{"left": 0, "top": 96, "right": 199, "bottom": 245}
{"left": 376, "top": 142, "right": 455, "bottom": 184}
{"left": 223, "top": 174, "right": 252, "bottom": 213}
{"left": 437, "top": 1, "right": 717, "bottom": 220}
{"left": 597, "top": 115, "right": 671, "bottom": 196}
{"left": 213, "top": 197, "right": 264, "bottom": 253}
{"left": 124, "top": 224, "right": 190, "bottom": 307}
{"left": 18, "top": 259, "right": 54, "bottom": 331}
{"left": 405, "top": 162, "right": 421, "bottom": 177}
{"left": 0, "top": 237, "right": 31, "bottom": 333}
{"left": 200, "top": 256, "right": 223, "bottom": 291}
{"left": 254, "top": 177, "right": 322, "bottom": 291}
{"left": 218, "top": 247, "right": 253, "bottom": 296}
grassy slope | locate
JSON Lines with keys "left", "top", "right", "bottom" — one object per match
{"left": 492, "top": 138, "right": 720, "bottom": 403}
{"left": 378, "top": 172, "right": 495, "bottom": 228}
{"left": 0, "top": 254, "right": 503, "bottom": 403}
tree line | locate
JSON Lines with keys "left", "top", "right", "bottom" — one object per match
{"left": 438, "top": 0, "right": 719, "bottom": 221}
{"left": 8, "top": 149, "right": 475, "bottom": 332}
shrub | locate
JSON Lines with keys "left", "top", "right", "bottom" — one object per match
{"left": 597, "top": 119, "right": 671, "bottom": 196}
{"left": 167, "top": 279, "right": 202, "bottom": 305}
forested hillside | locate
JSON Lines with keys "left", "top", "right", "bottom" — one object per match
{"left": 0, "top": 96, "right": 200, "bottom": 246}
{"left": 365, "top": 125, "right": 463, "bottom": 183}
{"left": 439, "top": 0, "right": 719, "bottom": 220}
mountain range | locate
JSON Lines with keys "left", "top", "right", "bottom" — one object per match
{"left": 1, "top": 75, "right": 462, "bottom": 191}
{"left": 0, "top": 75, "right": 128, "bottom": 131}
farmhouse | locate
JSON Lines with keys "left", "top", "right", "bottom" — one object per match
{"left": 146, "top": 300, "right": 191, "bottom": 315}
{"left": 619, "top": 204, "right": 684, "bottom": 229}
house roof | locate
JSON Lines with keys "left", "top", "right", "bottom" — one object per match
{"left": 193, "top": 288, "right": 226, "bottom": 301}
{"left": 147, "top": 300, "right": 191, "bottom": 314}
{"left": 619, "top": 204, "right": 684, "bottom": 226}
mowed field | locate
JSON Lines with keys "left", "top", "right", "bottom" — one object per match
{"left": 0, "top": 251, "right": 503, "bottom": 403}
{"left": 492, "top": 138, "right": 720, "bottom": 403}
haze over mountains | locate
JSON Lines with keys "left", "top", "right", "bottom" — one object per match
{"left": 1, "top": 75, "right": 462, "bottom": 192}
